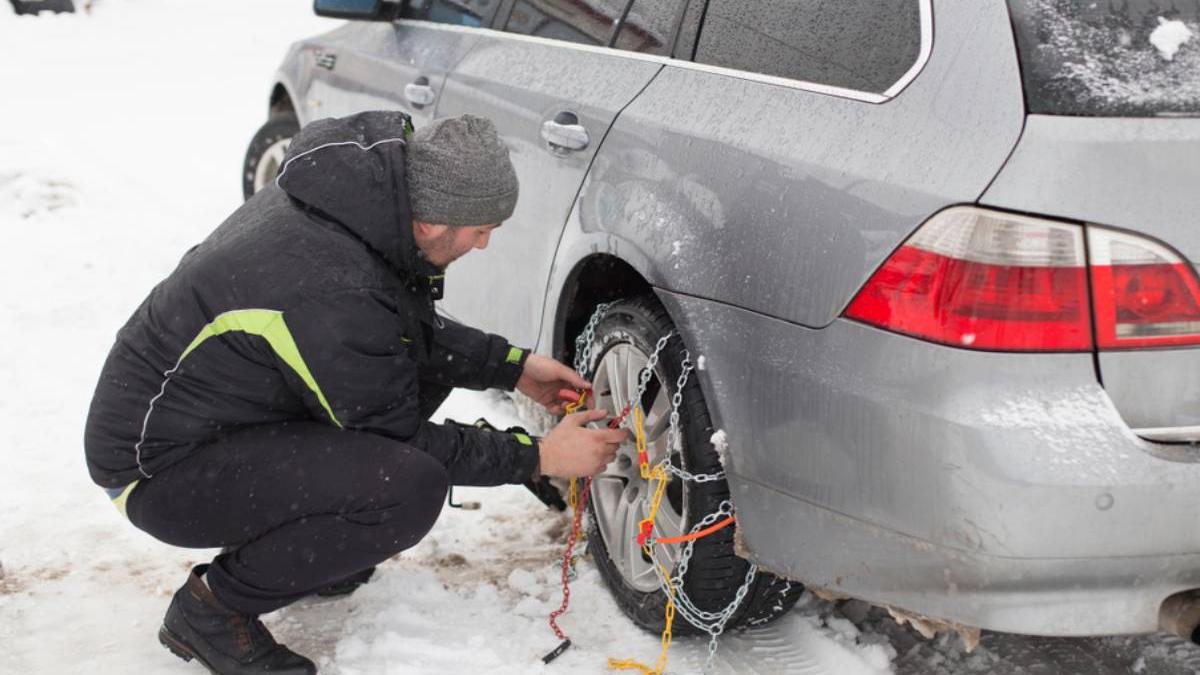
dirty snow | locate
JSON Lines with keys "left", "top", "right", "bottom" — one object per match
{"left": 1150, "top": 18, "right": 1193, "bottom": 61}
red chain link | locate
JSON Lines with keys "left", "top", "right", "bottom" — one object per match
{"left": 545, "top": 401, "right": 631, "bottom": 654}
{"left": 547, "top": 475, "right": 592, "bottom": 642}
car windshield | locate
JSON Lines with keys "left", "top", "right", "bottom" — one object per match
{"left": 1007, "top": 0, "right": 1200, "bottom": 116}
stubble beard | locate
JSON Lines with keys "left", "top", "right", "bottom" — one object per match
{"left": 421, "top": 230, "right": 461, "bottom": 269}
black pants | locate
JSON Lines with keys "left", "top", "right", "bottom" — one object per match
{"left": 127, "top": 385, "right": 453, "bottom": 615}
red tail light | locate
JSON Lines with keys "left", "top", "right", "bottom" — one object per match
{"left": 1087, "top": 228, "right": 1200, "bottom": 349}
{"left": 843, "top": 207, "right": 1092, "bottom": 351}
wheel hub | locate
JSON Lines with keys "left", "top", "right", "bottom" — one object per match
{"left": 590, "top": 342, "right": 687, "bottom": 593}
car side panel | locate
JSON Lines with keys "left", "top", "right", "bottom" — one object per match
{"left": 537, "top": 0, "right": 1032, "bottom": 555}
{"left": 657, "top": 290, "right": 1200, "bottom": 635}
{"left": 981, "top": 116, "right": 1200, "bottom": 262}
{"left": 434, "top": 29, "right": 663, "bottom": 347}
{"left": 557, "top": 0, "right": 1024, "bottom": 329}
{"left": 289, "top": 22, "right": 481, "bottom": 128}
{"left": 980, "top": 115, "right": 1200, "bottom": 437}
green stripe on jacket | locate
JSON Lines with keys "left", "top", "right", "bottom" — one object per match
{"left": 182, "top": 309, "right": 342, "bottom": 427}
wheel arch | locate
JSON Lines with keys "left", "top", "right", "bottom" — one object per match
{"left": 269, "top": 82, "right": 297, "bottom": 118}
{"left": 551, "top": 253, "right": 654, "bottom": 367}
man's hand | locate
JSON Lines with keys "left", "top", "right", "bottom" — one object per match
{"left": 516, "top": 353, "right": 591, "bottom": 415}
{"left": 538, "top": 409, "right": 630, "bottom": 479}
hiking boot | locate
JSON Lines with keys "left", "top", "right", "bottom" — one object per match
{"left": 158, "top": 564, "right": 316, "bottom": 675}
{"left": 315, "top": 566, "right": 376, "bottom": 597}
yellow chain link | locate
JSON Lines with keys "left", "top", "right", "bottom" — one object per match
{"left": 565, "top": 389, "right": 588, "bottom": 415}
{"left": 609, "top": 560, "right": 676, "bottom": 674}
{"left": 635, "top": 407, "right": 652, "bottom": 480}
{"left": 609, "top": 407, "right": 675, "bottom": 675}
{"left": 564, "top": 391, "right": 587, "bottom": 512}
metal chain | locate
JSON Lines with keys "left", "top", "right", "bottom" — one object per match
{"left": 641, "top": 356, "right": 753, "bottom": 674}
{"left": 658, "top": 349, "right": 725, "bottom": 484}
{"left": 574, "top": 302, "right": 611, "bottom": 376}
{"left": 665, "top": 350, "right": 691, "bottom": 455}
{"left": 569, "top": 302, "right": 755, "bottom": 674}
{"left": 634, "top": 332, "right": 674, "bottom": 405}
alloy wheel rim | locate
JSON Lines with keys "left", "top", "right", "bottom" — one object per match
{"left": 591, "top": 342, "right": 687, "bottom": 593}
{"left": 253, "top": 137, "right": 291, "bottom": 193}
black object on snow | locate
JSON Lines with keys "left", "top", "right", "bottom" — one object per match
{"left": 9, "top": 0, "right": 75, "bottom": 15}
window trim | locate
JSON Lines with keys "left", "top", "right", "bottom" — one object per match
{"left": 605, "top": 0, "right": 687, "bottom": 56}
{"left": 498, "top": 0, "right": 624, "bottom": 47}
{"left": 394, "top": 0, "right": 932, "bottom": 104}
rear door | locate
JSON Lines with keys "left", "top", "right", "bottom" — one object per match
{"left": 433, "top": 0, "right": 681, "bottom": 347}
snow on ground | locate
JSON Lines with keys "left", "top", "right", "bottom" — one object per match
{"left": 0, "top": 3, "right": 890, "bottom": 673}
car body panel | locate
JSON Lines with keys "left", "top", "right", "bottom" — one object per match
{"left": 266, "top": 0, "right": 1199, "bottom": 638}
{"left": 732, "top": 471, "right": 1200, "bottom": 636}
{"left": 658, "top": 289, "right": 1200, "bottom": 635}
{"left": 270, "top": 41, "right": 308, "bottom": 123}
{"left": 557, "top": 0, "right": 1024, "bottom": 329}
{"left": 1099, "top": 348, "right": 1200, "bottom": 436}
{"left": 981, "top": 116, "right": 1200, "bottom": 262}
{"left": 981, "top": 116, "right": 1200, "bottom": 438}
{"left": 434, "top": 26, "right": 664, "bottom": 346}
{"left": 283, "top": 21, "right": 482, "bottom": 128}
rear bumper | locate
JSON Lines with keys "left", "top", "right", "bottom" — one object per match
{"left": 658, "top": 289, "right": 1200, "bottom": 636}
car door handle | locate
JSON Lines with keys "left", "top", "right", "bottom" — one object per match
{"left": 540, "top": 111, "right": 589, "bottom": 153}
{"left": 404, "top": 78, "right": 437, "bottom": 108}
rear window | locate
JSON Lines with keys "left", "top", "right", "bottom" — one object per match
{"left": 1008, "top": 0, "right": 1200, "bottom": 116}
{"left": 693, "top": 0, "right": 923, "bottom": 94}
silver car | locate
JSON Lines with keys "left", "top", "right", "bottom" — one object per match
{"left": 244, "top": 0, "right": 1200, "bottom": 643}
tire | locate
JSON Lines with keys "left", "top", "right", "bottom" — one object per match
{"left": 241, "top": 112, "right": 299, "bottom": 201}
{"left": 583, "top": 295, "right": 802, "bottom": 636}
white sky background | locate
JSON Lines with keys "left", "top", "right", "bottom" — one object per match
{"left": 0, "top": 3, "right": 892, "bottom": 673}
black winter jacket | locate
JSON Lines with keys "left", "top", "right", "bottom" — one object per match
{"left": 84, "top": 111, "right": 538, "bottom": 490}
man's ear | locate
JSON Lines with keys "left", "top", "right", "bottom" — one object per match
{"left": 412, "top": 220, "right": 448, "bottom": 241}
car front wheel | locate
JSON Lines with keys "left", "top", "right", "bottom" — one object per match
{"left": 241, "top": 112, "right": 298, "bottom": 200}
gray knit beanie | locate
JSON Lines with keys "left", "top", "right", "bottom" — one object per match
{"left": 405, "top": 114, "right": 519, "bottom": 226}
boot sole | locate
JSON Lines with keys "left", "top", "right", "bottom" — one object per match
{"left": 158, "top": 625, "right": 221, "bottom": 674}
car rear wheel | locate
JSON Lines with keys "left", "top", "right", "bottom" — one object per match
{"left": 242, "top": 112, "right": 298, "bottom": 200}
{"left": 584, "top": 295, "right": 802, "bottom": 635}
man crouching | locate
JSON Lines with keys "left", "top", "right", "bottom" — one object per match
{"left": 83, "top": 111, "right": 626, "bottom": 674}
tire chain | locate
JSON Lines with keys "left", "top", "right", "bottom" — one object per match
{"left": 573, "top": 302, "right": 612, "bottom": 377}
{"left": 575, "top": 302, "right": 756, "bottom": 672}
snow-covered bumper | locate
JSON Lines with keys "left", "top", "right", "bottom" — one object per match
{"left": 658, "top": 289, "right": 1200, "bottom": 637}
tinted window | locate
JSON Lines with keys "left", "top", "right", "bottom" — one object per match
{"left": 694, "top": 0, "right": 923, "bottom": 94}
{"left": 672, "top": 0, "right": 705, "bottom": 60}
{"left": 504, "top": 0, "right": 626, "bottom": 46}
{"left": 1008, "top": 0, "right": 1200, "bottom": 116}
{"left": 613, "top": 0, "right": 687, "bottom": 56}
{"left": 402, "top": 0, "right": 499, "bottom": 27}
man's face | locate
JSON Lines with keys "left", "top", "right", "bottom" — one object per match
{"left": 412, "top": 221, "right": 499, "bottom": 268}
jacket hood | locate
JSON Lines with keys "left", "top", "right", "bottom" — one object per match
{"left": 276, "top": 111, "right": 429, "bottom": 277}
